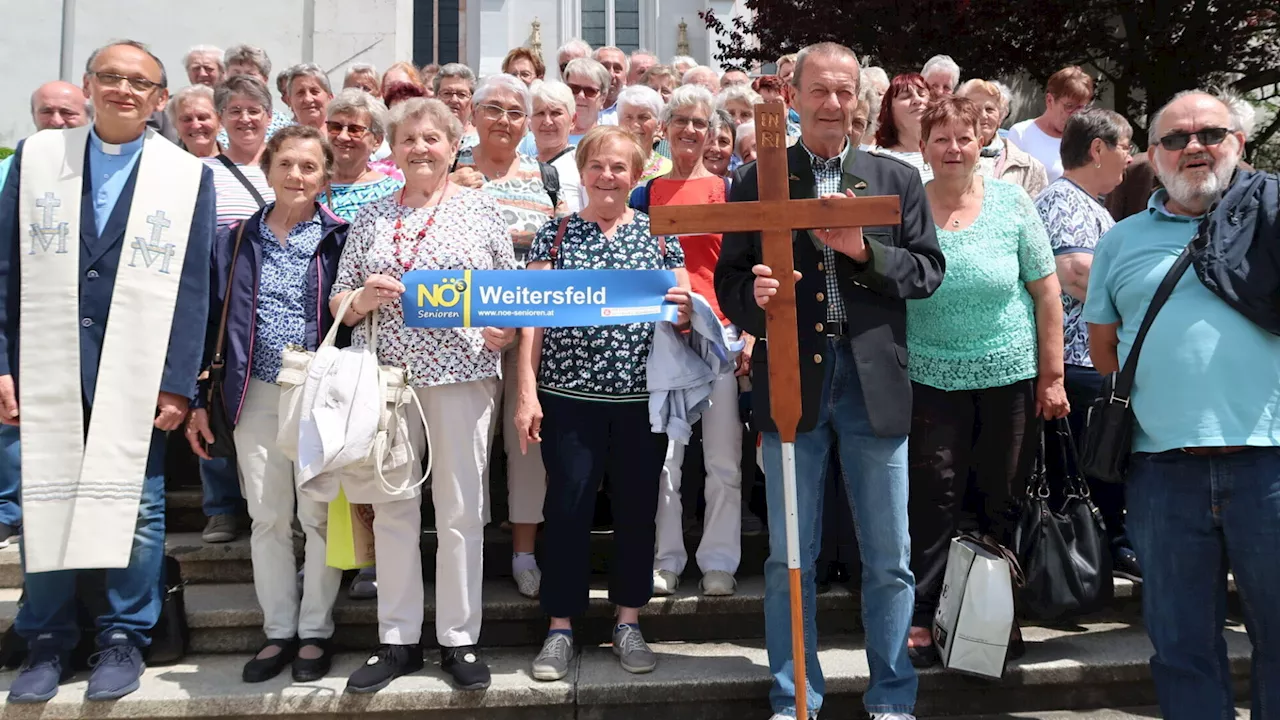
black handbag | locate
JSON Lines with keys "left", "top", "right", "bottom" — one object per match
{"left": 198, "top": 221, "right": 249, "bottom": 458}
{"left": 147, "top": 556, "right": 190, "bottom": 665}
{"left": 1015, "top": 420, "right": 1114, "bottom": 621}
{"left": 1079, "top": 241, "right": 1195, "bottom": 483}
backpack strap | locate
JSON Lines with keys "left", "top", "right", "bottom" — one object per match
{"left": 539, "top": 160, "right": 561, "bottom": 210}
{"left": 548, "top": 216, "right": 571, "bottom": 268}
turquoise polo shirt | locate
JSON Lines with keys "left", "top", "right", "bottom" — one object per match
{"left": 1083, "top": 189, "right": 1280, "bottom": 453}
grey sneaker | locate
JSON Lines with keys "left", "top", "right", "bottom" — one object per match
{"left": 612, "top": 625, "right": 657, "bottom": 674}
{"left": 531, "top": 633, "right": 574, "bottom": 681}
{"left": 514, "top": 567, "right": 541, "bottom": 599}
{"left": 700, "top": 570, "right": 737, "bottom": 596}
{"left": 201, "top": 514, "right": 237, "bottom": 543}
{"left": 652, "top": 569, "right": 679, "bottom": 596}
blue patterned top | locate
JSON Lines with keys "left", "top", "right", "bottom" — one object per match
{"left": 528, "top": 213, "right": 684, "bottom": 401}
{"left": 251, "top": 208, "right": 325, "bottom": 383}
{"left": 1035, "top": 178, "right": 1114, "bottom": 368}
{"left": 907, "top": 178, "right": 1056, "bottom": 391}
{"left": 324, "top": 175, "right": 404, "bottom": 222}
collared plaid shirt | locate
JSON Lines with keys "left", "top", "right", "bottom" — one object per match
{"left": 800, "top": 140, "right": 850, "bottom": 323}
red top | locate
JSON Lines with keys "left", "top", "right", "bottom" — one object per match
{"left": 648, "top": 175, "right": 730, "bottom": 324}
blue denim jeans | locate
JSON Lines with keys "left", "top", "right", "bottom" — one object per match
{"left": 760, "top": 339, "right": 917, "bottom": 717}
{"left": 200, "top": 456, "right": 242, "bottom": 517}
{"left": 1126, "top": 448, "right": 1280, "bottom": 720}
{"left": 0, "top": 425, "right": 21, "bottom": 527}
{"left": 15, "top": 429, "right": 168, "bottom": 650}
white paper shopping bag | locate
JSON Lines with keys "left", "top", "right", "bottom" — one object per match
{"left": 933, "top": 535, "right": 1016, "bottom": 679}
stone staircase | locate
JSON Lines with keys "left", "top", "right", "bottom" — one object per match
{"left": 0, "top": 487, "right": 1253, "bottom": 719}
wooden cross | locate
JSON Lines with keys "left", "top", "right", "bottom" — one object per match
{"left": 647, "top": 103, "right": 902, "bottom": 720}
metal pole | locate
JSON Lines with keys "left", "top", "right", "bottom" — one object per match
{"left": 781, "top": 441, "right": 806, "bottom": 720}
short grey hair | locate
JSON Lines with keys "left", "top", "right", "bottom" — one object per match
{"left": 432, "top": 63, "right": 476, "bottom": 94}
{"left": 593, "top": 45, "right": 629, "bottom": 73}
{"left": 661, "top": 83, "right": 715, "bottom": 125}
{"left": 921, "top": 54, "right": 961, "bottom": 90}
{"left": 682, "top": 66, "right": 718, "bottom": 87}
{"left": 530, "top": 80, "right": 574, "bottom": 116}
{"left": 670, "top": 55, "right": 697, "bottom": 71}
{"left": 1061, "top": 108, "right": 1133, "bottom": 171}
{"left": 857, "top": 82, "right": 882, "bottom": 138}
{"left": 184, "top": 45, "right": 224, "bottom": 71}
{"left": 1222, "top": 91, "right": 1257, "bottom": 140}
{"left": 991, "top": 80, "right": 1015, "bottom": 121}
{"left": 345, "top": 63, "right": 378, "bottom": 82}
{"left": 558, "top": 38, "right": 593, "bottom": 63}
{"left": 717, "top": 84, "right": 763, "bottom": 110}
{"left": 287, "top": 63, "right": 332, "bottom": 96}
{"left": 167, "top": 84, "right": 216, "bottom": 126}
{"left": 327, "top": 88, "right": 389, "bottom": 140}
{"left": 792, "top": 42, "right": 859, "bottom": 89}
{"left": 1147, "top": 89, "right": 1242, "bottom": 146}
{"left": 214, "top": 74, "right": 273, "bottom": 116}
{"left": 736, "top": 120, "right": 755, "bottom": 156}
{"left": 563, "top": 57, "right": 611, "bottom": 94}
{"left": 473, "top": 73, "right": 532, "bottom": 117}
{"left": 86, "top": 39, "right": 168, "bottom": 89}
{"left": 630, "top": 49, "right": 658, "bottom": 63}
{"left": 710, "top": 108, "right": 737, "bottom": 148}
{"left": 387, "top": 97, "right": 463, "bottom": 147}
{"left": 862, "top": 66, "right": 889, "bottom": 93}
{"left": 223, "top": 44, "right": 271, "bottom": 79}
{"left": 617, "top": 84, "right": 663, "bottom": 118}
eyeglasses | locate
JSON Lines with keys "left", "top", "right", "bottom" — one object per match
{"left": 326, "top": 120, "right": 369, "bottom": 139}
{"left": 1157, "top": 127, "right": 1230, "bottom": 151}
{"left": 568, "top": 83, "right": 601, "bottom": 99}
{"left": 224, "top": 106, "right": 265, "bottom": 119}
{"left": 438, "top": 90, "right": 472, "bottom": 101}
{"left": 1114, "top": 141, "right": 1139, "bottom": 157}
{"left": 668, "top": 116, "right": 710, "bottom": 131}
{"left": 93, "top": 71, "right": 162, "bottom": 93}
{"left": 476, "top": 104, "right": 528, "bottom": 123}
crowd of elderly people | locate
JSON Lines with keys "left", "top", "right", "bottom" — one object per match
{"left": 1, "top": 34, "right": 1271, "bottom": 720}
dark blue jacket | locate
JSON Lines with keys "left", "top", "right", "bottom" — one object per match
{"left": 204, "top": 203, "right": 350, "bottom": 426}
{"left": 1193, "top": 169, "right": 1280, "bottom": 335}
{"left": 0, "top": 138, "right": 215, "bottom": 407}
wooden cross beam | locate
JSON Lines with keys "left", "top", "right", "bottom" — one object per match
{"left": 648, "top": 103, "right": 903, "bottom": 720}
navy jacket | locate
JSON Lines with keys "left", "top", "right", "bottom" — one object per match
{"left": 0, "top": 139, "right": 215, "bottom": 408}
{"left": 204, "top": 203, "right": 350, "bottom": 426}
{"left": 715, "top": 144, "right": 945, "bottom": 438}
{"left": 1193, "top": 169, "right": 1280, "bottom": 335}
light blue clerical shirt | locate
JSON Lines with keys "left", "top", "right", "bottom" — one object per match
{"left": 87, "top": 126, "right": 145, "bottom": 237}
{"left": 0, "top": 156, "right": 12, "bottom": 190}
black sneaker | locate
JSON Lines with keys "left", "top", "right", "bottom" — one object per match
{"left": 346, "top": 644, "right": 423, "bottom": 694}
{"left": 0, "top": 522, "right": 15, "bottom": 550}
{"left": 441, "top": 646, "right": 491, "bottom": 690}
{"left": 86, "top": 633, "right": 145, "bottom": 701}
{"left": 1114, "top": 546, "right": 1142, "bottom": 583}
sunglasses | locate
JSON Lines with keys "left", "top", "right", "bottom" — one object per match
{"left": 1157, "top": 127, "right": 1229, "bottom": 151}
{"left": 568, "top": 83, "right": 601, "bottom": 99}
{"left": 325, "top": 120, "right": 369, "bottom": 139}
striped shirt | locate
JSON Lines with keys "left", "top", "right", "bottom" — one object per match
{"left": 202, "top": 156, "right": 275, "bottom": 228}
{"left": 872, "top": 147, "right": 934, "bottom": 183}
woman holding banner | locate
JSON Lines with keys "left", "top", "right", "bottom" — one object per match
{"left": 515, "top": 126, "right": 693, "bottom": 682}
{"left": 329, "top": 97, "right": 516, "bottom": 694}
{"left": 186, "top": 125, "right": 348, "bottom": 684}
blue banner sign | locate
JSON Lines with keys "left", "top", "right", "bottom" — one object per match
{"left": 401, "top": 269, "right": 679, "bottom": 328}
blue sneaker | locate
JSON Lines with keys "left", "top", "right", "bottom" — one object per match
{"left": 86, "top": 632, "right": 145, "bottom": 701}
{"left": 8, "top": 635, "right": 72, "bottom": 704}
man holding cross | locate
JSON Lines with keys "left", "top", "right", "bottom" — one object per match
{"left": 716, "top": 43, "right": 944, "bottom": 720}
{"left": 0, "top": 40, "right": 214, "bottom": 703}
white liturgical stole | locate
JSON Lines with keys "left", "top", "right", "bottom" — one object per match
{"left": 17, "top": 126, "right": 203, "bottom": 572}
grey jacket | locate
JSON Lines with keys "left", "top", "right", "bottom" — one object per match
{"left": 647, "top": 293, "right": 743, "bottom": 444}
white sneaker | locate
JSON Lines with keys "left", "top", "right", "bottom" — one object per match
{"left": 653, "top": 569, "right": 680, "bottom": 595}
{"left": 514, "top": 567, "right": 542, "bottom": 598}
{"left": 700, "top": 570, "right": 737, "bottom": 596}
{"left": 870, "top": 714, "right": 915, "bottom": 720}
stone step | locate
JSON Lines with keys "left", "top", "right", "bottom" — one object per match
{"left": 954, "top": 708, "right": 1249, "bottom": 719}
{"left": 0, "top": 622, "right": 1252, "bottom": 720}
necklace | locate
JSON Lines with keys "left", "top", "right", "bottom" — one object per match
{"left": 392, "top": 187, "right": 447, "bottom": 271}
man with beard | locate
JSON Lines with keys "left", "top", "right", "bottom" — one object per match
{"left": 1084, "top": 90, "right": 1280, "bottom": 720}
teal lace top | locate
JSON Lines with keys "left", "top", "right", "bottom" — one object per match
{"left": 907, "top": 177, "right": 1056, "bottom": 391}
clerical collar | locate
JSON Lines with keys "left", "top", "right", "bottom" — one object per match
{"left": 799, "top": 138, "right": 849, "bottom": 171}
{"left": 89, "top": 126, "right": 146, "bottom": 157}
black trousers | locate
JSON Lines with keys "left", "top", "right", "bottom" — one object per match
{"left": 539, "top": 391, "right": 668, "bottom": 618}
{"left": 908, "top": 379, "right": 1037, "bottom": 627}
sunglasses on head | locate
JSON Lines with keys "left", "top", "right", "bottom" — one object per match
{"left": 1157, "top": 127, "right": 1230, "bottom": 151}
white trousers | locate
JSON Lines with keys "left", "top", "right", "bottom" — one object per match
{"left": 234, "top": 379, "right": 342, "bottom": 640}
{"left": 502, "top": 348, "right": 547, "bottom": 524}
{"left": 418, "top": 377, "right": 497, "bottom": 647}
{"left": 370, "top": 493, "right": 424, "bottom": 645}
{"left": 654, "top": 369, "right": 743, "bottom": 575}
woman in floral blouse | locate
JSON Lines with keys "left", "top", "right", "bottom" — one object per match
{"left": 514, "top": 126, "right": 692, "bottom": 682}
{"left": 903, "top": 97, "right": 1068, "bottom": 667}
{"left": 329, "top": 97, "right": 516, "bottom": 694}
{"left": 1034, "top": 108, "right": 1138, "bottom": 580}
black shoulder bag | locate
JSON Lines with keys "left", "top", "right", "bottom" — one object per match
{"left": 215, "top": 154, "right": 267, "bottom": 208}
{"left": 1080, "top": 241, "right": 1195, "bottom": 483}
{"left": 198, "top": 221, "right": 250, "bottom": 458}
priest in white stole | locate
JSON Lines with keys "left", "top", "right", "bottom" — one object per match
{"left": 0, "top": 41, "right": 214, "bottom": 704}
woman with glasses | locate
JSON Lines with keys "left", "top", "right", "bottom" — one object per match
{"left": 502, "top": 47, "right": 545, "bottom": 87}
{"left": 433, "top": 63, "right": 480, "bottom": 157}
{"left": 452, "top": 74, "right": 567, "bottom": 599}
{"left": 323, "top": 89, "right": 403, "bottom": 223}
{"left": 1033, "top": 108, "right": 1139, "bottom": 582}
{"left": 563, "top": 57, "right": 610, "bottom": 145}
{"left": 958, "top": 79, "right": 1049, "bottom": 198}
{"left": 206, "top": 75, "right": 277, "bottom": 229}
